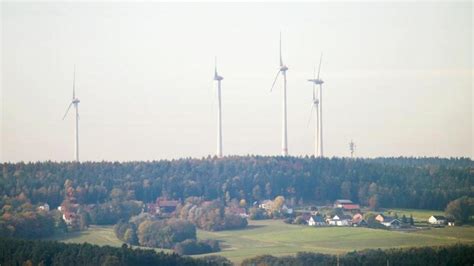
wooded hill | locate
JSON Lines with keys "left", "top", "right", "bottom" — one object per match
{"left": 1, "top": 156, "right": 472, "bottom": 211}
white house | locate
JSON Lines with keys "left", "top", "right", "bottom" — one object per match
{"left": 328, "top": 214, "right": 351, "bottom": 226}
{"left": 428, "top": 215, "right": 446, "bottom": 225}
{"left": 38, "top": 203, "right": 50, "bottom": 212}
{"left": 308, "top": 215, "right": 325, "bottom": 226}
{"left": 281, "top": 204, "right": 293, "bottom": 215}
{"left": 259, "top": 200, "right": 273, "bottom": 210}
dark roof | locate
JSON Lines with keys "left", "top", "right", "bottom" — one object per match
{"left": 384, "top": 217, "right": 400, "bottom": 223}
{"left": 431, "top": 215, "right": 446, "bottom": 220}
{"left": 311, "top": 215, "right": 325, "bottom": 222}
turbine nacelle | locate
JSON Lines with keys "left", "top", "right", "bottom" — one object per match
{"left": 280, "top": 65, "right": 288, "bottom": 72}
{"left": 214, "top": 75, "right": 224, "bottom": 81}
{"left": 308, "top": 79, "right": 324, "bottom": 85}
{"left": 72, "top": 98, "right": 80, "bottom": 104}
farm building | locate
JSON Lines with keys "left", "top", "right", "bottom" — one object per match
{"left": 428, "top": 215, "right": 446, "bottom": 225}
{"left": 334, "top": 199, "right": 360, "bottom": 211}
{"left": 327, "top": 214, "right": 352, "bottom": 226}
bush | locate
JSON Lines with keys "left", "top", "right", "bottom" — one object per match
{"left": 174, "top": 239, "right": 220, "bottom": 255}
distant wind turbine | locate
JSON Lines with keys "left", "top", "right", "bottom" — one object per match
{"left": 214, "top": 58, "right": 224, "bottom": 158}
{"left": 307, "top": 53, "right": 324, "bottom": 157}
{"left": 270, "top": 32, "right": 289, "bottom": 156}
{"left": 62, "top": 66, "right": 80, "bottom": 162}
{"left": 307, "top": 65, "right": 320, "bottom": 157}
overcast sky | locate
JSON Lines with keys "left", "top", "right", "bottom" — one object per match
{"left": 1, "top": 1, "right": 472, "bottom": 162}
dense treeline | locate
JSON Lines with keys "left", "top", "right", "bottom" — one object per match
{"left": 1, "top": 157, "right": 473, "bottom": 211}
{"left": 241, "top": 244, "right": 474, "bottom": 266}
{"left": 0, "top": 237, "right": 230, "bottom": 266}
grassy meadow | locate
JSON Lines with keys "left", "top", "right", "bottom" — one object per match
{"left": 49, "top": 219, "right": 474, "bottom": 264}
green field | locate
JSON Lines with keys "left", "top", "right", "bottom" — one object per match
{"left": 383, "top": 208, "right": 445, "bottom": 221}
{"left": 49, "top": 219, "right": 474, "bottom": 264}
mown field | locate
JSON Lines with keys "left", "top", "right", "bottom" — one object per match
{"left": 49, "top": 219, "right": 474, "bottom": 264}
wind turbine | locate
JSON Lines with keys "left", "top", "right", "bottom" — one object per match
{"left": 307, "top": 65, "right": 320, "bottom": 157}
{"left": 270, "top": 32, "right": 289, "bottom": 156}
{"left": 307, "top": 53, "right": 324, "bottom": 157}
{"left": 214, "top": 57, "right": 224, "bottom": 158}
{"left": 62, "top": 66, "right": 80, "bottom": 162}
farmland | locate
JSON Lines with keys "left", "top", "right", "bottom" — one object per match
{"left": 49, "top": 219, "right": 474, "bottom": 264}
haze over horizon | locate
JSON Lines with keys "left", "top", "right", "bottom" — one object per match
{"left": 1, "top": 2, "right": 472, "bottom": 162}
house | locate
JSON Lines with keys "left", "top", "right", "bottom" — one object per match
{"left": 259, "top": 200, "right": 273, "bottom": 210}
{"left": 381, "top": 218, "right": 401, "bottom": 228}
{"left": 308, "top": 215, "right": 325, "bottom": 226}
{"left": 327, "top": 214, "right": 352, "bottom": 226}
{"left": 156, "top": 197, "right": 180, "bottom": 213}
{"left": 38, "top": 203, "right": 50, "bottom": 212}
{"left": 375, "top": 214, "right": 388, "bottom": 223}
{"left": 375, "top": 214, "right": 401, "bottom": 227}
{"left": 334, "top": 199, "right": 360, "bottom": 211}
{"left": 62, "top": 212, "right": 76, "bottom": 225}
{"left": 334, "top": 199, "right": 353, "bottom": 208}
{"left": 341, "top": 204, "right": 360, "bottom": 211}
{"left": 352, "top": 219, "right": 368, "bottom": 227}
{"left": 281, "top": 204, "right": 293, "bottom": 215}
{"left": 147, "top": 203, "right": 160, "bottom": 215}
{"left": 428, "top": 215, "right": 446, "bottom": 225}
{"left": 352, "top": 213, "right": 364, "bottom": 224}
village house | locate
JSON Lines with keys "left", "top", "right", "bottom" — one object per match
{"left": 258, "top": 200, "right": 273, "bottom": 211}
{"left": 428, "top": 215, "right": 446, "bottom": 225}
{"left": 307, "top": 214, "right": 325, "bottom": 226}
{"left": 281, "top": 204, "right": 294, "bottom": 215}
{"left": 376, "top": 214, "right": 400, "bottom": 228}
{"left": 156, "top": 197, "right": 180, "bottom": 213}
{"left": 334, "top": 199, "right": 360, "bottom": 212}
{"left": 62, "top": 212, "right": 76, "bottom": 225}
{"left": 38, "top": 203, "right": 50, "bottom": 212}
{"left": 327, "top": 214, "right": 352, "bottom": 226}
{"left": 351, "top": 213, "right": 367, "bottom": 226}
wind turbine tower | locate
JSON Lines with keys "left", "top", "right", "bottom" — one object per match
{"left": 214, "top": 58, "right": 224, "bottom": 158}
{"left": 270, "top": 32, "right": 289, "bottom": 156}
{"left": 307, "top": 66, "right": 320, "bottom": 157}
{"left": 62, "top": 66, "right": 80, "bottom": 162}
{"left": 307, "top": 54, "right": 324, "bottom": 157}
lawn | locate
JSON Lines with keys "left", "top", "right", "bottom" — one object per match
{"left": 49, "top": 220, "right": 474, "bottom": 264}
{"left": 383, "top": 208, "right": 445, "bottom": 221}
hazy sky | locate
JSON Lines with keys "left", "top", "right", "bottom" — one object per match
{"left": 1, "top": 1, "right": 472, "bottom": 162}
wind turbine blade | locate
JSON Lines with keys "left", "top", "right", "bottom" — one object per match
{"left": 270, "top": 70, "right": 280, "bottom": 92}
{"left": 62, "top": 102, "right": 73, "bottom": 120}
{"left": 279, "top": 31, "right": 283, "bottom": 66}
{"left": 214, "top": 57, "right": 217, "bottom": 78}
{"left": 73, "top": 65, "right": 76, "bottom": 100}
{"left": 317, "top": 53, "right": 323, "bottom": 79}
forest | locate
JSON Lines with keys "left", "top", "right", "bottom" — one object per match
{"left": 1, "top": 156, "right": 472, "bottom": 210}
{"left": 0, "top": 237, "right": 230, "bottom": 266}
{"left": 241, "top": 244, "right": 474, "bottom": 265}
{"left": 1, "top": 237, "right": 472, "bottom": 266}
